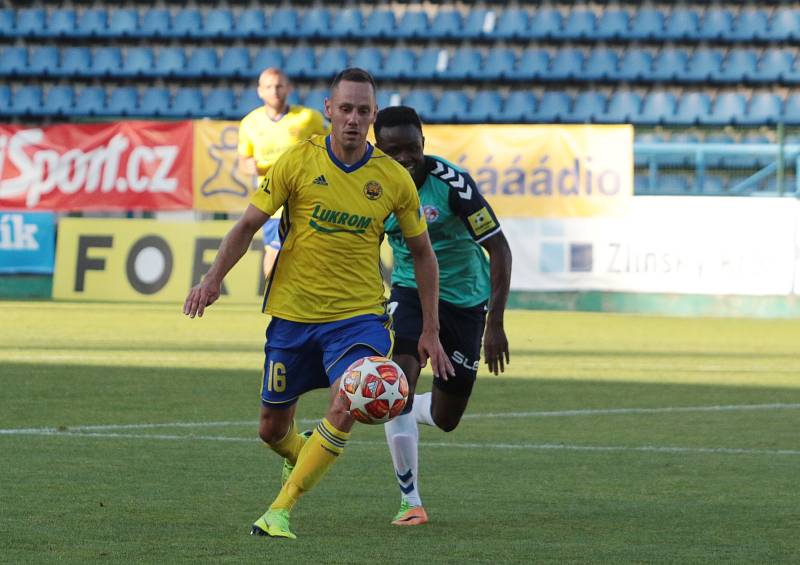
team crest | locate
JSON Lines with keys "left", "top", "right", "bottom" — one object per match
{"left": 363, "top": 181, "right": 383, "bottom": 200}
{"left": 423, "top": 205, "right": 440, "bottom": 223}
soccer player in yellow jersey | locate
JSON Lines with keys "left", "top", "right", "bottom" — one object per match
{"left": 238, "top": 68, "right": 328, "bottom": 278}
{"left": 183, "top": 68, "right": 454, "bottom": 540}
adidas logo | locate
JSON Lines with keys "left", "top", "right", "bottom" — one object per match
{"left": 312, "top": 174, "right": 328, "bottom": 186}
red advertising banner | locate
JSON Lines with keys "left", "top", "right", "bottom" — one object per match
{"left": 0, "top": 121, "right": 194, "bottom": 211}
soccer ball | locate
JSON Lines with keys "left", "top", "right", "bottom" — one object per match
{"left": 338, "top": 356, "right": 409, "bottom": 425}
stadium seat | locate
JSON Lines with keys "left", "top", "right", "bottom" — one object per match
{"left": 657, "top": 174, "right": 691, "bottom": 194}
{"left": 311, "top": 47, "right": 347, "bottom": 80}
{"left": 153, "top": 47, "right": 186, "bottom": 77}
{"left": 362, "top": 10, "right": 395, "bottom": 39}
{"left": 783, "top": 94, "right": 800, "bottom": 125}
{"left": 524, "top": 7, "right": 563, "bottom": 40}
{"left": 463, "top": 9, "right": 492, "bottom": 40}
{"left": 696, "top": 8, "right": 733, "bottom": 41}
{"left": 429, "top": 91, "right": 469, "bottom": 123}
{"left": 599, "top": 91, "right": 642, "bottom": 123}
{"left": 0, "top": 46, "right": 27, "bottom": 76}
{"left": 730, "top": 8, "right": 769, "bottom": 42}
{"left": 41, "top": 85, "right": 75, "bottom": 117}
{"left": 179, "top": 47, "right": 218, "bottom": 79}
{"left": 11, "top": 85, "right": 43, "bottom": 116}
{"left": 615, "top": 50, "right": 652, "bottom": 81}
{"left": 582, "top": 48, "right": 618, "bottom": 81}
{"left": 533, "top": 91, "right": 571, "bottom": 123}
{"left": 766, "top": 8, "right": 800, "bottom": 42}
{"left": 561, "top": 10, "right": 596, "bottom": 40}
{"left": 76, "top": 8, "right": 108, "bottom": 38}
{"left": 236, "top": 88, "right": 263, "bottom": 117}
{"left": 565, "top": 91, "right": 607, "bottom": 123}
{"left": 350, "top": 47, "right": 382, "bottom": 79}
{"left": 683, "top": 48, "right": 723, "bottom": 83}
{"left": 714, "top": 49, "right": 757, "bottom": 83}
{"left": 495, "top": 8, "right": 530, "bottom": 40}
{"left": 750, "top": 49, "right": 794, "bottom": 83}
{"left": 0, "top": 85, "right": 11, "bottom": 117}
{"left": 395, "top": 11, "right": 429, "bottom": 40}
{"left": 60, "top": 47, "right": 92, "bottom": 77}
{"left": 652, "top": 132, "right": 697, "bottom": 168}
{"left": 662, "top": 8, "right": 700, "bottom": 41}
{"left": 638, "top": 92, "right": 677, "bottom": 125}
{"left": 139, "top": 8, "right": 171, "bottom": 37}
{"left": 120, "top": 47, "right": 154, "bottom": 78}
{"left": 106, "top": 8, "right": 138, "bottom": 38}
{"left": 593, "top": 9, "right": 629, "bottom": 41}
{"left": 408, "top": 48, "right": 443, "bottom": 81}
{"left": 283, "top": 47, "right": 315, "bottom": 80}
{"left": 378, "top": 48, "right": 414, "bottom": 80}
{"left": 203, "top": 88, "right": 236, "bottom": 119}
{"left": 266, "top": 8, "right": 298, "bottom": 39}
{"left": 330, "top": 8, "right": 363, "bottom": 39}
{"left": 739, "top": 93, "right": 782, "bottom": 126}
{"left": 650, "top": 47, "right": 689, "bottom": 82}
{"left": 218, "top": 47, "right": 250, "bottom": 79}
{"left": 441, "top": 48, "right": 481, "bottom": 81}
{"left": 25, "top": 46, "right": 59, "bottom": 77}
{"left": 139, "top": 87, "right": 170, "bottom": 117}
{"left": 172, "top": 9, "right": 203, "bottom": 38}
{"left": 545, "top": 49, "right": 583, "bottom": 82}
{"left": 376, "top": 90, "right": 399, "bottom": 111}
{"left": 702, "top": 93, "right": 747, "bottom": 126}
{"left": 251, "top": 48, "right": 284, "bottom": 76}
{"left": 402, "top": 90, "right": 436, "bottom": 121}
{"left": 236, "top": 9, "right": 268, "bottom": 39}
{"left": 463, "top": 91, "right": 503, "bottom": 123}
{"left": 167, "top": 88, "right": 204, "bottom": 118}
{"left": 105, "top": 87, "right": 138, "bottom": 117}
{"left": 204, "top": 9, "right": 235, "bottom": 39}
{"left": 303, "top": 88, "right": 327, "bottom": 114}
{"left": 672, "top": 92, "right": 712, "bottom": 126}
{"left": 0, "top": 9, "right": 14, "bottom": 37}
{"left": 297, "top": 7, "right": 330, "bottom": 39}
{"left": 475, "top": 48, "right": 515, "bottom": 81}
{"left": 15, "top": 8, "right": 45, "bottom": 38}
{"left": 429, "top": 10, "right": 462, "bottom": 40}
{"left": 509, "top": 48, "right": 549, "bottom": 81}
{"left": 627, "top": 8, "right": 664, "bottom": 40}
{"left": 501, "top": 91, "right": 537, "bottom": 123}
{"left": 92, "top": 47, "right": 123, "bottom": 77}
{"left": 45, "top": 9, "right": 76, "bottom": 38}
{"left": 73, "top": 86, "right": 106, "bottom": 117}
{"left": 700, "top": 175, "right": 726, "bottom": 194}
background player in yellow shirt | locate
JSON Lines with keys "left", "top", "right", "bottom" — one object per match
{"left": 184, "top": 68, "right": 454, "bottom": 539}
{"left": 238, "top": 67, "right": 328, "bottom": 279}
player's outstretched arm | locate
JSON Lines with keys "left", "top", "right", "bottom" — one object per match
{"left": 481, "top": 232, "right": 513, "bottom": 375}
{"left": 405, "top": 232, "right": 456, "bottom": 380}
{"left": 183, "top": 204, "right": 269, "bottom": 318}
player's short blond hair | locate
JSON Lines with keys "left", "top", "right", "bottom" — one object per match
{"left": 259, "top": 68, "right": 290, "bottom": 84}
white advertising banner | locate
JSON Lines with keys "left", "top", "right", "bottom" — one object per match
{"left": 505, "top": 196, "right": 799, "bottom": 295}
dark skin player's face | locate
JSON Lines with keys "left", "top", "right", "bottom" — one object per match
{"left": 375, "top": 124, "right": 427, "bottom": 188}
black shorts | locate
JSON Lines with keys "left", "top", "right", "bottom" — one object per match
{"left": 388, "top": 285, "right": 487, "bottom": 398}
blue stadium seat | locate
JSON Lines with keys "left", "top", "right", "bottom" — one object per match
{"left": 153, "top": 47, "right": 186, "bottom": 77}
{"left": 0, "top": 9, "right": 14, "bottom": 37}
{"left": 297, "top": 7, "right": 330, "bottom": 39}
{"left": 204, "top": 8, "right": 235, "bottom": 39}
{"left": 564, "top": 92, "right": 606, "bottom": 123}
{"left": 15, "top": 8, "right": 45, "bottom": 38}
{"left": 751, "top": 49, "right": 795, "bottom": 83}
{"left": 252, "top": 48, "right": 284, "bottom": 75}
{"left": 236, "top": 9, "right": 267, "bottom": 39}
{"left": 362, "top": 10, "right": 395, "bottom": 39}
{"left": 658, "top": 174, "right": 691, "bottom": 194}
{"left": 696, "top": 8, "right": 733, "bottom": 41}
{"left": 172, "top": 9, "right": 203, "bottom": 38}
{"left": 702, "top": 93, "right": 746, "bottom": 126}
{"left": 429, "top": 10, "right": 462, "bottom": 40}
{"left": 463, "top": 91, "right": 503, "bottom": 123}
{"left": 545, "top": 49, "right": 583, "bottom": 82}
{"left": 501, "top": 91, "right": 537, "bottom": 123}
{"left": 25, "top": 46, "right": 59, "bottom": 77}
{"left": 700, "top": 175, "right": 726, "bottom": 194}
{"left": 395, "top": 11, "right": 429, "bottom": 40}
{"left": 378, "top": 48, "right": 414, "bottom": 80}
{"left": 167, "top": 88, "right": 204, "bottom": 118}
{"left": 615, "top": 50, "right": 652, "bottom": 81}
{"left": 662, "top": 8, "right": 700, "bottom": 41}
{"left": 179, "top": 47, "right": 218, "bottom": 79}
{"left": 650, "top": 47, "right": 689, "bottom": 82}
{"left": 283, "top": 47, "right": 315, "bottom": 80}
{"left": 496, "top": 8, "right": 530, "bottom": 40}
{"left": 60, "top": 47, "right": 92, "bottom": 77}
{"left": 594, "top": 9, "right": 629, "bottom": 41}
{"left": 528, "top": 7, "right": 564, "bottom": 39}
{"left": 105, "top": 87, "right": 138, "bottom": 117}
{"left": 599, "top": 91, "right": 642, "bottom": 123}
{"left": 628, "top": 8, "right": 664, "bottom": 40}
{"left": 721, "top": 132, "right": 767, "bottom": 169}
{"left": 561, "top": 10, "right": 596, "bottom": 40}
{"left": 533, "top": 91, "right": 571, "bottom": 123}
{"left": 120, "top": 47, "right": 154, "bottom": 78}
{"left": 767, "top": 9, "right": 800, "bottom": 42}
{"left": 139, "top": 87, "right": 171, "bottom": 117}
{"left": 376, "top": 91, "right": 400, "bottom": 111}
{"left": 139, "top": 8, "right": 171, "bottom": 37}
{"left": 430, "top": 91, "right": 469, "bottom": 123}
{"left": 582, "top": 48, "right": 618, "bottom": 81}
{"left": 92, "top": 47, "right": 122, "bottom": 77}
{"left": 41, "top": 85, "right": 75, "bottom": 117}
{"left": 204, "top": 88, "right": 236, "bottom": 119}
{"left": 236, "top": 89, "right": 263, "bottom": 117}
{"left": 45, "top": 9, "right": 76, "bottom": 38}
{"left": 73, "top": 86, "right": 106, "bottom": 117}
{"left": 76, "top": 8, "right": 108, "bottom": 38}
{"left": 408, "top": 48, "right": 442, "bottom": 81}
{"left": 509, "top": 48, "right": 549, "bottom": 81}
{"left": 704, "top": 132, "right": 735, "bottom": 168}
{"left": 672, "top": 92, "right": 712, "bottom": 126}
{"left": 441, "top": 48, "right": 481, "bottom": 81}
{"left": 730, "top": 8, "right": 769, "bottom": 42}
{"left": 475, "top": 47, "right": 515, "bottom": 81}
{"left": 266, "top": 8, "right": 298, "bottom": 39}
{"left": 303, "top": 88, "right": 327, "bottom": 114}
{"left": 330, "top": 8, "right": 363, "bottom": 39}
{"left": 106, "top": 8, "right": 138, "bottom": 38}
{"left": 638, "top": 92, "right": 677, "bottom": 125}
{"left": 219, "top": 47, "right": 250, "bottom": 79}
{"left": 350, "top": 47, "right": 382, "bottom": 79}
{"left": 0, "top": 47, "right": 27, "bottom": 76}
{"left": 11, "top": 86, "right": 43, "bottom": 116}
{"left": 0, "top": 85, "right": 12, "bottom": 117}
{"left": 739, "top": 93, "right": 782, "bottom": 126}
{"left": 463, "top": 9, "right": 491, "bottom": 40}
{"left": 311, "top": 47, "right": 347, "bottom": 80}
{"left": 683, "top": 48, "right": 723, "bottom": 83}
{"left": 714, "top": 49, "right": 758, "bottom": 83}
{"left": 402, "top": 90, "right": 436, "bottom": 121}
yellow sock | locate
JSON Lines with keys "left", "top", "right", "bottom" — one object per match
{"left": 270, "top": 418, "right": 350, "bottom": 512}
{"left": 267, "top": 420, "right": 308, "bottom": 465}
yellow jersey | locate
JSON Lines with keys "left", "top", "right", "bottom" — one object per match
{"left": 238, "top": 105, "right": 328, "bottom": 184}
{"left": 250, "top": 134, "right": 427, "bottom": 323}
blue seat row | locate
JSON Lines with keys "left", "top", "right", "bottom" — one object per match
{"left": 634, "top": 173, "right": 798, "bottom": 195}
{"left": 2, "top": 6, "right": 799, "bottom": 42}
{"left": 4, "top": 45, "right": 800, "bottom": 85}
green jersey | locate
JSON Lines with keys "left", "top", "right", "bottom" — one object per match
{"left": 385, "top": 155, "right": 502, "bottom": 308}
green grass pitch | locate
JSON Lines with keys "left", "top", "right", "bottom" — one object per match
{"left": 1, "top": 301, "right": 799, "bottom": 564}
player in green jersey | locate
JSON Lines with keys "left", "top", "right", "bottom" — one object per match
{"left": 375, "top": 106, "right": 513, "bottom": 526}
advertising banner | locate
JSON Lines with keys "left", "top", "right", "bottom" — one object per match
{"left": 504, "top": 196, "right": 798, "bottom": 296}
{"left": 0, "top": 121, "right": 194, "bottom": 211}
{"left": 52, "top": 218, "right": 265, "bottom": 303}
{"left": 0, "top": 210, "right": 56, "bottom": 273}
